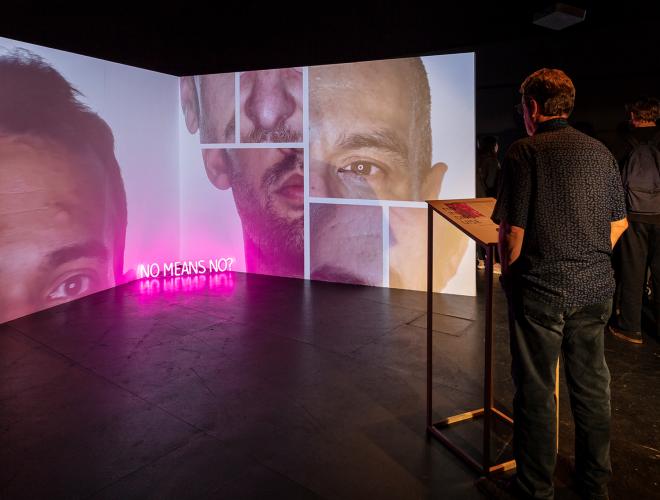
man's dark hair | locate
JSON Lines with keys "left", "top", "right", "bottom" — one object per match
{"left": 0, "top": 49, "right": 127, "bottom": 280}
{"left": 626, "top": 96, "right": 660, "bottom": 123}
{"left": 520, "top": 68, "right": 575, "bottom": 117}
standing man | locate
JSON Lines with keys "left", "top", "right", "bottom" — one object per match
{"left": 492, "top": 69, "right": 628, "bottom": 499}
{"left": 609, "top": 97, "right": 660, "bottom": 344}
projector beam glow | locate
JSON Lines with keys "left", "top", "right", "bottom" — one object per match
{"left": 137, "top": 258, "right": 235, "bottom": 279}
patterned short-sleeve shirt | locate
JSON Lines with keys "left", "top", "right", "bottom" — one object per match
{"left": 492, "top": 119, "right": 627, "bottom": 308}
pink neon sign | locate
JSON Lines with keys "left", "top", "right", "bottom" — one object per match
{"left": 137, "top": 273, "right": 235, "bottom": 295}
{"left": 137, "top": 257, "right": 235, "bottom": 279}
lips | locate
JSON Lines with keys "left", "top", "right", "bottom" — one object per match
{"left": 276, "top": 173, "right": 304, "bottom": 206}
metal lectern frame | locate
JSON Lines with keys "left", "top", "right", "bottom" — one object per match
{"left": 426, "top": 201, "right": 516, "bottom": 476}
{"left": 426, "top": 200, "right": 560, "bottom": 477}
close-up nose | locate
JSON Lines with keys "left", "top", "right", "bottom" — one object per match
{"left": 243, "top": 70, "right": 296, "bottom": 131}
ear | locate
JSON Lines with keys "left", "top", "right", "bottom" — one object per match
{"left": 202, "top": 149, "right": 232, "bottom": 190}
{"left": 180, "top": 76, "right": 200, "bottom": 134}
{"left": 529, "top": 98, "right": 540, "bottom": 120}
{"left": 422, "top": 162, "right": 448, "bottom": 199}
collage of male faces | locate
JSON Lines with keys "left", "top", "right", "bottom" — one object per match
{"left": 179, "top": 57, "right": 468, "bottom": 292}
{"left": 0, "top": 48, "right": 470, "bottom": 324}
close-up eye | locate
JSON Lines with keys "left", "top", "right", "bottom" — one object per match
{"left": 338, "top": 161, "right": 384, "bottom": 177}
{"left": 46, "top": 274, "right": 95, "bottom": 301}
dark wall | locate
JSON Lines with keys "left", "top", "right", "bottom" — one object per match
{"left": 2, "top": 10, "right": 658, "bottom": 158}
{"left": 475, "top": 25, "right": 660, "bottom": 155}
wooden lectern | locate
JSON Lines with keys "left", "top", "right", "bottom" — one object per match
{"left": 426, "top": 198, "right": 559, "bottom": 477}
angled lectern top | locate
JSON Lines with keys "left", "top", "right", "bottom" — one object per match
{"left": 426, "top": 198, "right": 498, "bottom": 248}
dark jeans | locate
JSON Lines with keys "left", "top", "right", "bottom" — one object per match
{"left": 618, "top": 221, "right": 660, "bottom": 335}
{"left": 507, "top": 290, "right": 612, "bottom": 499}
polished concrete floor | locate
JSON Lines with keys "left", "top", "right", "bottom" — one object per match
{"left": 1, "top": 272, "right": 658, "bottom": 499}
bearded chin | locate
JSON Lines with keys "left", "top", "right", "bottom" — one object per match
{"left": 229, "top": 151, "right": 304, "bottom": 270}
{"left": 234, "top": 185, "right": 304, "bottom": 259}
{"left": 266, "top": 212, "right": 304, "bottom": 257}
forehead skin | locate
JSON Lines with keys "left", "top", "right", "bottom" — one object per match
{"left": 310, "top": 59, "right": 416, "bottom": 144}
{"left": 0, "top": 136, "right": 114, "bottom": 316}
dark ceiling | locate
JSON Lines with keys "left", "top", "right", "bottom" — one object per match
{"left": 1, "top": 4, "right": 657, "bottom": 76}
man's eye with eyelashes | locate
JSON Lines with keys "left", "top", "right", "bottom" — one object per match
{"left": 337, "top": 161, "right": 384, "bottom": 177}
{"left": 45, "top": 273, "right": 97, "bottom": 302}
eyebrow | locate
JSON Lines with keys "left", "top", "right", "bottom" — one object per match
{"left": 335, "top": 129, "right": 408, "bottom": 159}
{"left": 44, "top": 241, "right": 108, "bottom": 269}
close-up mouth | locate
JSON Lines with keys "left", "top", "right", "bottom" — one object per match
{"left": 275, "top": 173, "right": 304, "bottom": 206}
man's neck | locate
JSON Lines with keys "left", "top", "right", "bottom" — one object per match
{"left": 537, "top": 114, "right": 567, "bottom": 123}
{"left": 531, "top": 115, "right": 568, "bottom": 136}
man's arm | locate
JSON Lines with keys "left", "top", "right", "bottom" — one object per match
{"left": 497, "top": 219, "right": 525, "bottom": 275}
{"left": 610, "top": 217, "right": 628, "bottom": 248}
{"left": 607, "top": 154, "right": 627, "bottom": 248}
{"left": 491, "top": 143, "right": 531, "bottom": 278}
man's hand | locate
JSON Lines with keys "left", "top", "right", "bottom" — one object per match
{"left": 498, "top": 220, "right": 525, "bottom": 276}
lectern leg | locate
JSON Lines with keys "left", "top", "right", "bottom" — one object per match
{"left": 425, "top": 206, "right": 516, "bottom": 476}
{"left": 556, "top": 360, "right": 560, "bottom": 453}
{"left": 484, "top": 245, "right": 494, "bottom": 473}
{"left": 427, "top": 206, "right": 434, "bottom": 429}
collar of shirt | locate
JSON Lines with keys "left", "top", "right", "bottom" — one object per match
{"left": 536, "top": 118, "right": 569, "bottom": 134}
